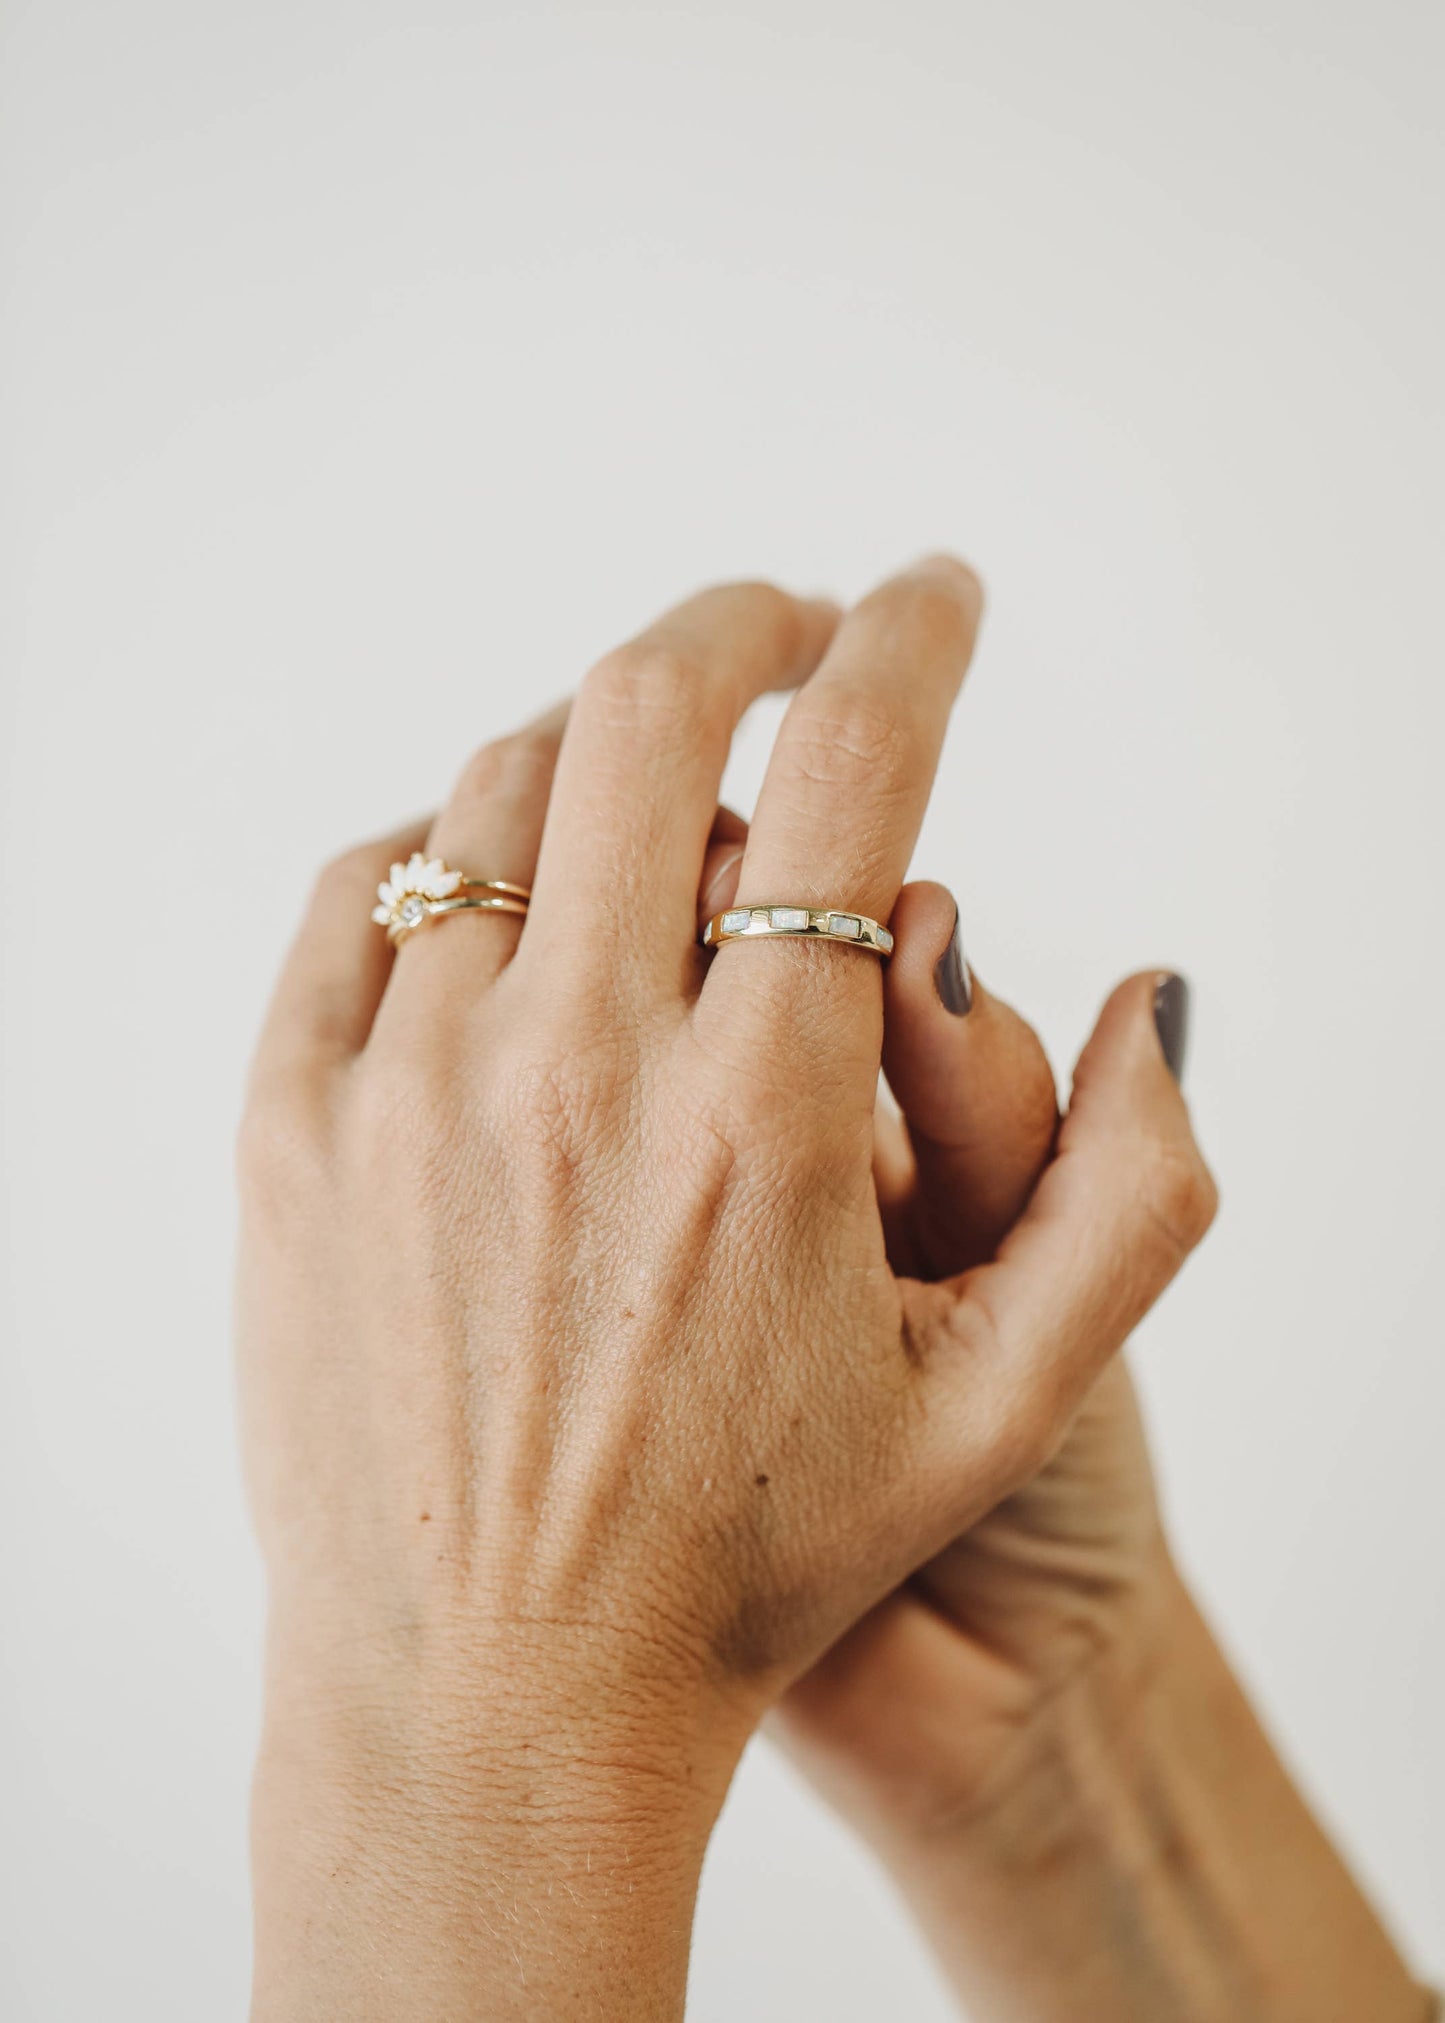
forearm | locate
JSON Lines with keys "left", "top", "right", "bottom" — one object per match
{"left": 880, "top": 1567, "right": 1429, "bottom": 2023}
{"left": 249, "top": 1633, "right": 737, "bottom": 2022}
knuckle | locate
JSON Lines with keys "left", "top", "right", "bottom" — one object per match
{"left": 350, "top": 1048, "right": 456, "bottom": 1156}
{"left": 912, "top": 1286, "right": 1066, "bottom": 1493}
{"left": 1138, "top": 1138, "right": 1219, "bottom": 1256}
{"left": 235, "top": 1075, "right": 329, "bottom": 1208}
{"left": 970, "top": 1395, "right": 1047, "bottom": 1503}
{"left": 314, "top": 839, "right": 383, "bottom": 899}
{"left": 453, "top": 724, "right": 561, "bottom": 805}
{"left": 780, "top": 696, "right": 915, "bottom": 795}
{"left": 998, "top": 1380, "right": 1071, "bottom": 1492}
{"left": 485, "top": 1031, "right": 635, "bottom": 1200}
{"left": 581, "top": 642, "right": 703, "bottom": 729}
{"left": 723, "top": 577, "right": 803, "bottom": 653}
{"left": 341, "top": 1062, "right": 466, "bottom": 1232}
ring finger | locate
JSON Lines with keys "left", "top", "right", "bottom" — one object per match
{"left": 373, "top": 700, "right": 569, "bottom": 1027}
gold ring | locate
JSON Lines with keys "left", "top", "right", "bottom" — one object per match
{"left": 701, "top": 903, "right": 894, "bottom": 958}
{"left": 372, "top": 854, "right": 531, "bottom": 945}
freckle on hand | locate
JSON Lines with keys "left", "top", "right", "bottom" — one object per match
{"left": 755, "top": 1474, "right": 769, "bottom": 1487}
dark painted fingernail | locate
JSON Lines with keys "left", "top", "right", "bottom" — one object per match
{"left": 1153, "top": 973, "right": 1191, "bottom": 1083}
{"left": 934, "top": 909, "right": 974, "bottom": 1015}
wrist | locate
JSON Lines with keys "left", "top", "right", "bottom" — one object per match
{"left": 259, "top": 1581, "right": 761, "bottom": 1792}
{"left": 937, "top": 1552, "right": 1193, "bottom": 1872}
{"left": 869, "top": 1562, "right": 1429, "bottom": 2022}
{"left": 251, "top": 1613, "right": 751, "bottom": 2021}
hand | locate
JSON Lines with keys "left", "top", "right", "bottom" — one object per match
{"left": 755, "top": 897, "right": 1429, "bottom": 2022}
{"left": 698, "top": 823, "right": 1172, "bottom": 1827}
{"left": 238, "top": 562, "right": 1217, "bottom": 2020}
{"left": 766, "top": 899, "right": 1174, "bottom": 1839}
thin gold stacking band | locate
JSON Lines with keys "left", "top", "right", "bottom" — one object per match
{"left": 701, "top": 903, "right": 894, "bottom": 958}
{"left": 373, "top": 854, "right": 530, "bottom": 946}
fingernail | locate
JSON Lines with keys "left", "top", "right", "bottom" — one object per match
{"left": 934, "top": 908, "right": 974, "bottom": 1015}
{"left": 1153, "top": 973, "right": 1191, "bottom": 1083}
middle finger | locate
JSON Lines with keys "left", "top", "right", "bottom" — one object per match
{"left": 700, "top": 555, "right": 983, "bottom": 1057}
{"left": 516, "top": 581, "right": 839, "bottom": 1001}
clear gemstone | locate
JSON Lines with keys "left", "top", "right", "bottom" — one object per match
{"left": 720, "top": 909, "right": 751, "bottom": 935}
{"left": 770, "top": 906, "right": 810, "bottom": 932}
{"left": 399, "top": 895, "right": 426, "bottom": 927}
{"left": 829, "top": 913, "right": 861, "bottom": 939}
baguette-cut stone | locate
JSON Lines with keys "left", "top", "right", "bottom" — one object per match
{"left": 828, "top": 913, "right": 862, "bottom": 939}
{"left": 720, "top": 909, "right": 751, "bottom": 935}
{"left": 770, "top": 906, "right": 810, "bottom": 932}
{"left": 877, "top": 928, "right": 894, "bottom": 953}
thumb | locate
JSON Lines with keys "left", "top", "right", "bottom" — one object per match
{"left": 908, "top": 970, "right": 1217, "bottom": 1527}
{"left": 881, "top": 881, "right": 1059, "bottom": 1273}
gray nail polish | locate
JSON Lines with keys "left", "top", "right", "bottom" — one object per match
{"left": 1154, "top": 973, "right": 1191, "bottom": 1083}
{"left": 934, "top": 910, "right": 973, "bottom": 1015}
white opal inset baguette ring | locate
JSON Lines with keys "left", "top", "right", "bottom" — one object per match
{"left": 700, "top": 903, "right": 894, "bottom": 958}
{"left": 372, "top": 854, "right": 531, "bottom": 946}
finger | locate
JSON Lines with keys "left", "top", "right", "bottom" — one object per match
{"left": 520, "top": 584, "right": 840, "bottom": 995}
{"left": 378, "top": 701, "right": 569, "bottom": 1017}
{"left": 696, "top": 838, "right": 932, "bottom": 1262}
{"left": 249, "top": 817, "right": 432, "bottom": 1092}
{"left": 871, "top": 1092, "right": 920, "bottom": 1271}
{"left": 693, "top": 851, "right": 1059, "bottom": 1279}
{"left": 701, "top": 555, "right": 983, "bottom": 1071}
{"left": 697, "top": 806, "right": 749, "bottom": 924}
{"left": 881, "top": 881, "right": 1059, "bottom": 1275}
{"left": 910, "top": 971, "right": 1216, "bottom": 1529}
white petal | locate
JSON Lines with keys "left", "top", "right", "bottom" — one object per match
{"left": 376, "top": 881, "right": 396, "bottom": 908}
{"left": 407, "top": 852, "right": 428, "bottom": 884}
{"left": 390, "top": 863, "right": 408, "bottom": 894}
{"left": 428, "top": 870, "right": 462, "bottom": 898}
{"left": 371, "top": 904, "right": 394, "bottom": 926}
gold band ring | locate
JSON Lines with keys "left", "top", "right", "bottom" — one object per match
{"left": 701, "top": 903, "right": 894, "bottom": 958}
{"left": 373, "top": 854, "right": 531, "bottom": 945}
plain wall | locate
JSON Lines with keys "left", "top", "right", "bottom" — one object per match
{"left": 2, "top": 1, "right": 1441, "bottom": 2014}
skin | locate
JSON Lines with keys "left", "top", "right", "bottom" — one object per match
{"left": 706, "top": 839, "right": 1429, "bottom": 2021}
{"left": 767, "top": 896, "right": 1429, "bottom": 2020}
{"left": 239, "top": 561, "right": 1431, "bottom": 2020}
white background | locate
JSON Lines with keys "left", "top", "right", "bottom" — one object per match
{"left": 2, "top": 1, "right": 1441, "bottom": 2015}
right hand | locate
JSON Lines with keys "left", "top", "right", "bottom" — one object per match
{"left": 763, "top": 867, "right": 1425, "bottom": 2023}
{"left": 690, "top": 832, "right": 1188, "bottom": 1838}
{"left": 772, "top": 924, "right": 1189, "bottom": 1838}
{"left": 241, "top": 560, "right": 1218, "bottom": 2018}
